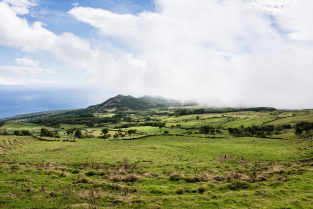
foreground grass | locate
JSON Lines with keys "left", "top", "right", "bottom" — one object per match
{"left": 1, "top": 135, "right": 313, "bottom": 208}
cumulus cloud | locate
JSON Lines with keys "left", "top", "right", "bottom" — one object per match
{"left": 0, "top": 2, "right": 57, "bottom": 51}
{"left": 2, "top": 0, "right": 36, "bottom": 15}
{"left": 69, "top": 0, "right": 313, "bottom": 108}
{"left": 1, "top": 0, "right": 313, "bottom": 108}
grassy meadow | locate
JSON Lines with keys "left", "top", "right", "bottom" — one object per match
{"left": 1, "top": 109, "right": 313, "bottom": 208}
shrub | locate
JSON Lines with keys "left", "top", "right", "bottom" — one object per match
{"left": 282, "top": 124, "right": 292, "bottom": 129}
{"left": 21, "top": 130, "right": 32, "bottom": 136}
{"left": 85, "top": 134, "right": 95, "bottom": 138}
{"left": 14, "top": 130, "right": 21, "bottom": 136}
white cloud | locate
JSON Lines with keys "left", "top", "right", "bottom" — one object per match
{"left": 0, "top": 76, "right": 27, "bottom": 85}
{"left": 0, "top": 2, "right": 57, "bottom": 51}
{"left": 16, "top": 57, "right": 40, "bottom": 67}
{"left": 2, "top": 0, "right": 36, "bottom": 15}
{"left": 67, "top": 0, "right": 313, "bottom": 108}
{"left": 0, "top": 76, "right": 59, "bottom": 86}
{"left": 0, "top": 58, "right": 49, "bottom": 74}
{"left": 0, "top": 65, "right": 48, "bottom": 74}
{"left": 245, "top": 0, "right": 298, "bottom": 15}
{"left": 1, "top": 0, "right": 313, "bottom": 108}
{"left": 276, "top": 0, "right": 313, "bottom": 41}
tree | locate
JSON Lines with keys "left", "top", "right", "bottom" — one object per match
{"left": 75, "top": 129, "right": 84, "bottom": 139}
{"left": 159, "top": 123, "right": 166, "bottom": 134}
{"left": 200, "top": 126, "right": 214, "bottom": 137}
{"left": 0, "top": 121, "right": 5, "bottom": 127}
{"left": 282, "top": 124, "right": 292, "bottom": 129}
{"left": 102, "top": 128, "right": 109, "bottom": 135}
{"left": 21, "top": 130, "right": 32, "bottom": 136}
{"left": 295, "top": 122, "right": 313, "bottom": 138}
{"left": 265, "top": 125, "right": 275, "bottom": 136}
{"left": 127, "top": 129, "right": 136, "bottom": 139}
{"left": 53, "top": 130, "right": 60, "bottom": 140}
{"left": 66, "top": 128, "right": 76, "bottom": 141}
{"left": 40, "top": 128, "right": 53, "bottom": 138}
{"left": 102, "top": 128, "right": 109, "bottom": 140}
{"left": 112, "top": 129, "right": 123, "bottom": 140}
{"left": 14, "top": 130, "right": 21, "bottom": 136}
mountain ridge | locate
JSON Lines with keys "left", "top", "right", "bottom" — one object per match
{"left": 88, "top": 94, "right": 160, "bottom": 112}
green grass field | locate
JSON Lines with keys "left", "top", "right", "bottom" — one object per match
{"left": 1, "top": 135, "right": 313, "bottom": 208}
{"left": 1, "top": 109, "right": 313, "bottom": 208}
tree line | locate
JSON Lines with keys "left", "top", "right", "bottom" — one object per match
{"left": 174, "top": 107, "right": 276, "bottom": 116}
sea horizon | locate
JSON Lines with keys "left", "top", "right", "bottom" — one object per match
{"left": 0, "top": 86, "right": 116, "bottom": 119}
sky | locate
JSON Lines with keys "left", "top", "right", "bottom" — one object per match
{"left": 0, "top": 0, "right": 313, "bottom": 109}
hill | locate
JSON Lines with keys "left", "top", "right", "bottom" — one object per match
{"left": 140, "top": 95, "right": 181, "bottom": 107}
{"left": 88, "top": 94, "right": 156, "bottom": 112}
{"left": 22, "top": 94, "right": 179, "bottom": 126}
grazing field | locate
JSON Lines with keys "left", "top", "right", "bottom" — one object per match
{"left": 0, "top": 135, "right": 313, "bottom": 208}
{"left": 1, "top": 107, "right": 313, "bottom": 208}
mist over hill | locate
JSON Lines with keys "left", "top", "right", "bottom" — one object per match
{"left": 88, "top": 95, "right": 157, "bottom": 112}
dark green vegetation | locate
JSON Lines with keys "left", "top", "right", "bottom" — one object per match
{"left": 1, "top": 95, "right": 313, "bottom": 208}
{"left": 1, "top": 110, "right": 73, "bottom": 123}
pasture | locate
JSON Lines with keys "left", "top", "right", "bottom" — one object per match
{"left": 1, "top": 109, "right": 313, "bottom": 208}
{"left": 0, "top": 135, "right": 313, "bottom": 208}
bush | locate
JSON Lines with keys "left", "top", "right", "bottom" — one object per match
{"left": 85, "top": 134, "right": 95, "bottom": 138}
{"left": 282, "top": 124, "right": 292, "bottom": 129}
{"left": 14, "top": 130, "right": 21, "bottom": 136}
{"left": 21, "top": 130, "right": 32, "bottom": 136}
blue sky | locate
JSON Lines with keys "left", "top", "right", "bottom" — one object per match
{"left": 0, "top": 0, "right": 156, "bottom": 89}
{"left": 1, "top": 0, "right": 313, "bottom": 109}
{"left": 28, "top": 0, "right": 156, "bottom": 35}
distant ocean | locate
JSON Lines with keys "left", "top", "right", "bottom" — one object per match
{"left": 0, "top": 87, "right": 115, "bottom": 119}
